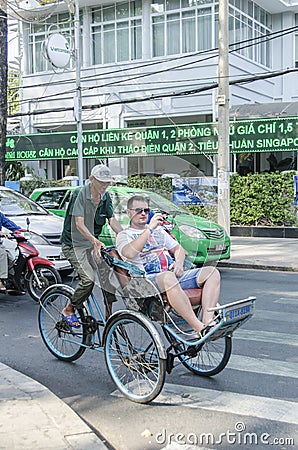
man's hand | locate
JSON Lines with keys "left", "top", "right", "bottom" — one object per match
{"left": 149, "top": 213, "right": 164, "bottom": 231}
{"left": 170, "top": 262, "right": 184, "bottom": 277}
{"left": 0, "top": 231, "right": 12, "bottom": 238}
{"left": 93, "top": 239, "right": 105, "bottom": 260}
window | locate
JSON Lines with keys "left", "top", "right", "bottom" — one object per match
{"left": 28, "top": 13, "right": 73, "bottom": 74}
{"left": 229, "top": 0, "right": 272, "bottom": 67}
{"left": 152, "top": 0, "right": 214, "bottom": 57}
{"left": 151, "top": 0, "right": 271, "bottom": 66}
{"left": 91, "top": 1, "right": 142, "bottom": 65}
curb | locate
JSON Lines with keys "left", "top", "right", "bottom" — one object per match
{"left": 0, "top": 362, "right": 108, "bottom": 450}
{"left": 218, "top": 262, "right": 298, "bottom": 272}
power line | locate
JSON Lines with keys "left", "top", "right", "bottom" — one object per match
{"left": 8, "top": 66, "right": 298, "bottom": 118}
{"left": 8, "top": 23, "right": 298, "bottom": 109}
{"left": 14, "top": 23, "right": 298, "bottom": 95}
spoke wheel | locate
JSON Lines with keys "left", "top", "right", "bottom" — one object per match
{"left": 38, "top": 286, "right": 86, "bottom": 361}
{"left": 104, "top": 313, "right": 166, "bottom": 403}
{"left": 167, "top": 304, "right": 232, "bottom": 376}
{"left": 176, "top": 335, "right": 232, "bottom": 376}
{"left": 27, "top": 265, "right": 61, "bottom": 301}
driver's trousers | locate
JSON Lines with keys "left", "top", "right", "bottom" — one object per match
{"left": 62, "top": 244, "right": 95, "bottom": 308}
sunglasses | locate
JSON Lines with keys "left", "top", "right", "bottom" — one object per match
{"left": 129, "top": 208, "right": 150, "bottom": 214}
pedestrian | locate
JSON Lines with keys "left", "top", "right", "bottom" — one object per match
{"left": 61, "top": 164, "right": 122, "bottom": 327}
{"left": 0, "top": 212, "right": 22, "bottom": 293}
{"left": 116, "top": 195, "right": 221, "bottom": 337}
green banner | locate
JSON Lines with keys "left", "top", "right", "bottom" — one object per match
{"left": 5, "top": 116, "right": 298, "bottom": 162}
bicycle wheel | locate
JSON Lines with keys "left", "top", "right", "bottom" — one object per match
{"left": 175, "top": 335, "right": 232, "bottom": 376}
{"left": 27, "top": 265, "right": 62, "bottom": 302}
{"left": 166, "top": 304, "right": 232, "bottom": 376}
{"left": 104, "top": 312, "right": 166, "bottom": 403}
{"left": 38, "top": 285, "right": 87, "bottom": 361}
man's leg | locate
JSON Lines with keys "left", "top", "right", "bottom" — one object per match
{"left": 176, "top": 266, "right": 221, "bottom": 325}
{"left": 62, "top": 244, "right": 94, "bottom": 308}
{"left": 0, "top": 246, "right": 8, "bottom": 289}
{"left": 196, "top": 267, "right": 220, "bottom": 325}
{"left": 155, "top": 271, "right": 205, "bottom": 334}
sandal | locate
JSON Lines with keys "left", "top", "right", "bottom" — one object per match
{"left": 198, "top": 324, "right": 216, "bottom": 339}
{"left": 61, "top": 313, "right": 80, "bottom": 328}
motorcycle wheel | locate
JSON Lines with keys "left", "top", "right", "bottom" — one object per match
{"left": 26, "top": 265, "right": 62, "bottom": 302}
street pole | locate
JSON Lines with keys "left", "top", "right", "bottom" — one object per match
{"left": 74, "top": 0, "right": 83, "bottom": 185}
{"left": 217, "top": 0, "right": 230, "bottom": 234}
{"left": 0, "top": 1, "right": 7, "bottom": 186}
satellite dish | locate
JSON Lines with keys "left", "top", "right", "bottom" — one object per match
{"left": 44, "top": 33, "right": 73, "bottom": 69}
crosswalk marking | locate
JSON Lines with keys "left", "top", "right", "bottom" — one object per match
{"left": 234, "top": 329, "right": 298, "bottom": 346}
{"left": 111, "top": 297, "right": 297, "bottom": 434}
{"left": 274, "top": 297, "right": 297, "bottom": 305}
{"left": 226, "top": 353, "right": 298, "bottom": 378}
{"left": 157, "top": 383, "right": 298, "bottom": 425}
{"left": 176, "top": 353, "right": 298, "bottom": 379}
{"left": 254, "top": 309, "right": 297, "bottom": 323}
{"left": 112, "top": 383, "right": 298, "bottom": 425}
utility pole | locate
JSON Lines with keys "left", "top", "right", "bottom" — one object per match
{"left": 0, "top": 0, "right": 7, "bottom": 186}
{"left": 74, "top": 0, "right": 83, "bottom": 185}
{"left": 217, "top": 0, "right": 230, "bottom": 234}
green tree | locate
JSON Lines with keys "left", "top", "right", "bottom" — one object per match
{"left": 7, "top": 69, "right": 20, "bottom": 115}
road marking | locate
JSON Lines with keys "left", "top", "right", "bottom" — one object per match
{"left": 274, "top": 297, "right": 298, "bottom": 305}
{"left": 254, "top": 309, "right": 297, "bottom": 323}
{"left": 112, "top": 383, "right": 298, "bottom": 425}
{"left": 177, "top": 353, "right": 298, "bottom": 379}
{"left": 235, "top": 329, "right": 298, "bottom": 346}
{"left": 156, "top": 383, "right": 298, "bottom": 425}
{"left": 227, "top": 353, "right": 298, "bottom": 378}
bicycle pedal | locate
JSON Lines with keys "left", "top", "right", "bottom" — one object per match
{"left": 166, "top": 353, "right": 175, "bottom": 374}
{"left": 85, "top": 333, "right": 93, "bottom": 346}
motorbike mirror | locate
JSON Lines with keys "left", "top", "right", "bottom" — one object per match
{"left": 26, "top": 217, "right": 30, "bottom": 231}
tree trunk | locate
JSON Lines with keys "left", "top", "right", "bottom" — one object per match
{"left": 0, "top": 5, "right": 7, "bottom": 186}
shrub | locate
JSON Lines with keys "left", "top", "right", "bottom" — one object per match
{"left": 128, "top": 172, "right": 298, "bottom": 227}
{"left": 230, "top": 172, "right": 297, "bottom": 226}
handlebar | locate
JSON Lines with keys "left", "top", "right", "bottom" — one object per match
{"left": 2, "top": 230, "right": 27, "bottom": 241}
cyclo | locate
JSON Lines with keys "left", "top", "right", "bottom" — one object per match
{"left": 38, "top": 246, "right": 256, "bottom": 404}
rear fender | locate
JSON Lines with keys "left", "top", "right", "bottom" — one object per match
{"left": 27, "top": 257, "right": 55, "bottom": 271}
{"left": 102, "top": 309, "right": 167, "bottom": 360}
{"left": 39, "top": 284, "right": 75, "bottom": 304}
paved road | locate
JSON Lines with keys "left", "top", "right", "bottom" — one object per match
{"left": 0, "top": 267, "right": 297, "bottom": 449}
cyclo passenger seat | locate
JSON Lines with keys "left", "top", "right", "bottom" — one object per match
{"left": 100, "top": 247, "right": 203, "bottom": 321}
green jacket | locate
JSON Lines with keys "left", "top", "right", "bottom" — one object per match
{"left": 61, "top": 184, "right": 114, "bottom": 247}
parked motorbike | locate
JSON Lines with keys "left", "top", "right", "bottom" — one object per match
{"left": 3, "top": 229, "right": 61, "bottom": 302}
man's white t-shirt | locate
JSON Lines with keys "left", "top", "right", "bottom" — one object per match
{"left": 116, "top": 226, "right": 178, "bottom": 274}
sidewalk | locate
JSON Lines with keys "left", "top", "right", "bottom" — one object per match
{"left": 0, "top": 362, "right": 108, "bottom": 450}
{"left": 0, "top": 237, "right": 297, "bottom": 450}
{"left": 219, "top": 236, "right": 298, "bottom": 272}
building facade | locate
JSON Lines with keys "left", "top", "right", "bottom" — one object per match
{"left": 11, "top": 0, "right": 298, "bottom": 179}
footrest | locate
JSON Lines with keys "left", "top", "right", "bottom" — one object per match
{"left": 164, "top": 296, "right": 256, "bottom": 345}
{"left": 208, "top": 296, "right": 256, "bottom": 326}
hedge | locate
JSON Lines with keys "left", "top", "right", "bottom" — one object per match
{"left": 127, "top": 172, "right": 298, "bottom": 227}
{"left": 17, "top": 171, "right": 297, "bottom": 227}
{"left": 230, "top": 172, "right": 297, "bottom": 226}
